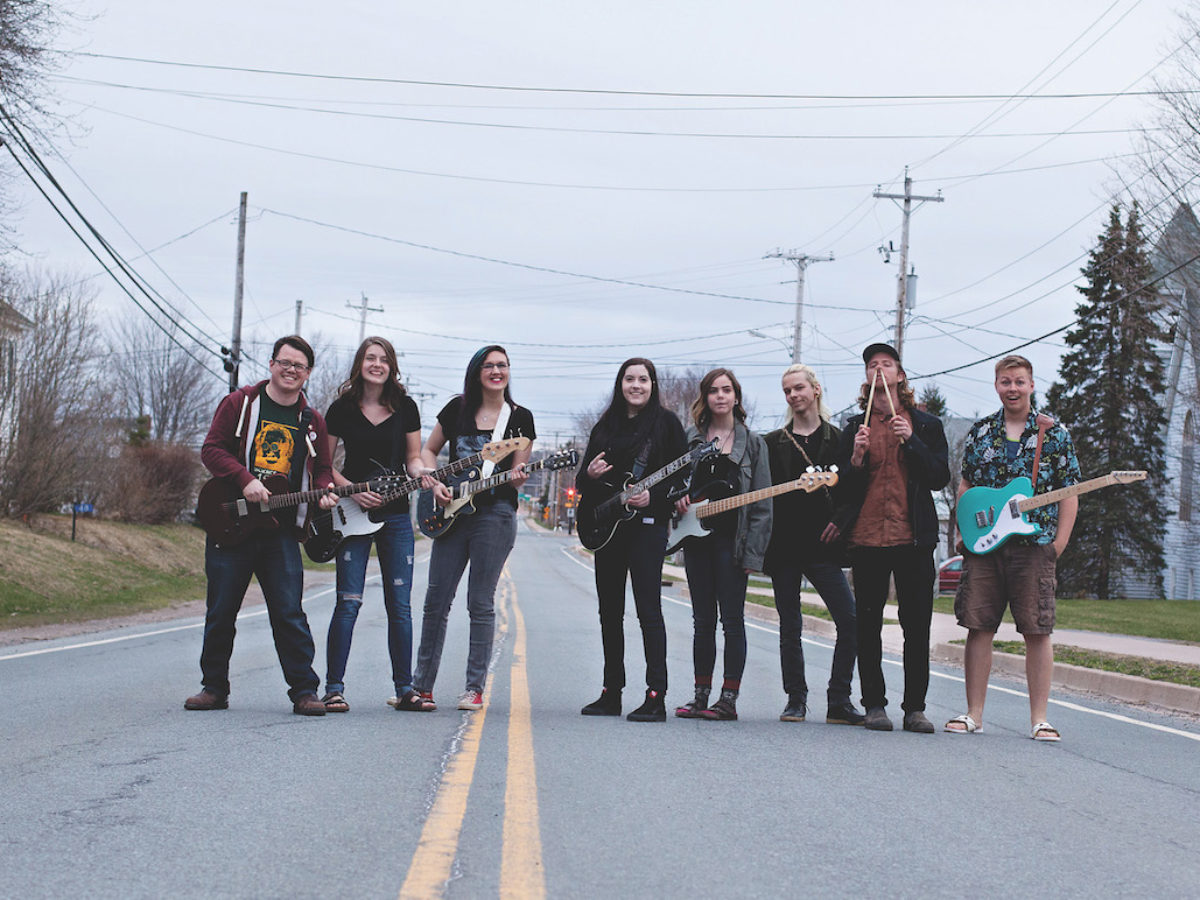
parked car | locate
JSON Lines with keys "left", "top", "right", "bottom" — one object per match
{"left": 938, "top": 555, "right": 963, "bottom": 594}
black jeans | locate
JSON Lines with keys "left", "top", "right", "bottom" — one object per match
{"left": 771, "top": 557, "right": 857, "bottom": 706}
{"left": 593, "top": 519, "right": 668, "bottom": 693}
{"left": 850, "top": 545, "right": 935, "bottom": 713}
{"left": 683, "top": 531, "right": 747, "bottom": 686}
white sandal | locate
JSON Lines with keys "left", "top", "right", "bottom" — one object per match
{"left": 1031, "top": 721, "right": 1061, "bottom": 742}
{"left": 944, "top": 713, "right": 981, "bottom": 734}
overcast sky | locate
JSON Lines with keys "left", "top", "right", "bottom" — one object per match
{"left": 6, "top": 1, "right": 1190, "bottom": 440}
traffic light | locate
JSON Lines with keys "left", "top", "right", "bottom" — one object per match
{"left": 565, "top": 487, "right": 576, "bottom": 508}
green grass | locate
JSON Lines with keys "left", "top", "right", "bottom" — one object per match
{"left": 935, "top": 595, "right": 1200, "bottom": 643}
{"left": 987, "top": 640, "right": 1200, "bottom": 689}
{"left": 0, "top": 516, "right": 207, "bottom": 629}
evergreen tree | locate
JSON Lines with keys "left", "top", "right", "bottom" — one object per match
{"left": 918, "top": 383, "right": 948, "bottom": 417}
{"left": 1046, "top": 204, "right": 1168, "bottom": 599}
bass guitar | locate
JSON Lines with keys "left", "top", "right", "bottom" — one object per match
{"left": 417, "top": 448, "right": 580, "bottom": 539}
{"left": 196, "top": 471, "right": 410, "bottom": 548}
{"left": 576, "top": 438, "right": 721, "bottom": 552}
{"left": 303, "top": 437, "right": 529, "bottom": 562}
{"left": 956, "top": 469, "right": 1147, "bottom": 555}
{"left": 667, "top": 469, "right": 838, "bottom": 554}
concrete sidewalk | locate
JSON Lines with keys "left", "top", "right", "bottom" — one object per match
{"left": 663, "top": 561, "right": 1200, "bottom": 717}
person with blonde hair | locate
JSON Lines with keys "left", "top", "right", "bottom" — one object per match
{"left": 763, "top": 364, "right": 864, "bottom": 725}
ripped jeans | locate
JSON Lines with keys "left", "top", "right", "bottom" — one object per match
{"left": 325, "top": 511, "right": 416, "bottom": 695}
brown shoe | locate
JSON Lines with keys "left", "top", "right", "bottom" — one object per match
{"left": 184, "top": 689, "right": 228, "bottom": 711}
{"left": 292, "top": 694, "right": 327, "bottom": 716}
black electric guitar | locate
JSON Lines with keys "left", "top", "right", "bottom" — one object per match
{"left": 417, "top": 449, "right": 580, "bottom": 539}
{"left": 576, "top": 439, "right": 721, "bottom": 551}
{"left": 196, "top": 471, "right": 409, "bottom": 548}
{"left": 302, "top": 437, "right": 529, "bottom": 562}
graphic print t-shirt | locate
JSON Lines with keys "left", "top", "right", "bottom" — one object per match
{"left": 436, "top": 397, "right": 535, "bottom": 508}
{"left": 251, "top": 393, "right": 301, "bottom": 482}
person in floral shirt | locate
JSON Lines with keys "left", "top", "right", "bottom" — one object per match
{"left": 947, "top": 354, "right": 1081, "bottom": 742}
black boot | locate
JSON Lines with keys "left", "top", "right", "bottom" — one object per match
{"left": 581, "top": 688, "right": 622, "bottom": 716}
{"left": 627, "top": 689, "right": 667, "bottom": 722}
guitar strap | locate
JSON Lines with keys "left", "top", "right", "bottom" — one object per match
{"left": 480, "top": 403, "right": 512, "bottom": 479}
{"left": 1030, "top": 414, "right": 1052, "bottom": 493}
{"left": 782, "top": 424, "right": 833, "bottom": 509}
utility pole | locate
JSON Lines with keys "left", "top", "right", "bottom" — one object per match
{"left": 294, "top": 299, "right": 303, "bottom": 335}
{"left": 229, "top": 191, "right": 247, "bottom": 392}
{"left": 347, "top": 292, "right": 383, "bottom": 345}
{"left": 873, "top": 167, "right": 943, "bottom": 356}
{"left": 764, "top": 249, "right": 834, "bottom": 363}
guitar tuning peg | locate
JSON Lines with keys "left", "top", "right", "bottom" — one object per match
{"left": 829, "top": 464, "right": 839, "bottom": 473}
{"left": 805, "top": 466, "right": 815, "bottom": 474}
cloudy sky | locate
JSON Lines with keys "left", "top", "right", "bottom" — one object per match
{"left": 5, "top": 1, "right": 1190, "bottom": 440}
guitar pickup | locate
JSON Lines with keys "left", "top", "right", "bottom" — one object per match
{"left": 235, "top": 499, "right": 249, "bottom": 518}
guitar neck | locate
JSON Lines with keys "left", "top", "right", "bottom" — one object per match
{"left": 695, "top": 478, "right": 814, "bottom": 519}
{"left": 266, "top": 479, "right": 372, "bottom": 510}
{"left": 372, "top": 450, "right": 492, "bottom": 503}
{"left": 461, "top": 458, "right": 547, "bottom": 497}
{"left": 1017, "top": 471, "right": 1146, "bottom": 512}
{"left": 623, "top": 455, "right": 690, "bottom": 502}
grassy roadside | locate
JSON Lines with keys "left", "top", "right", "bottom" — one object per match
{"left": 934, "top": 595, "right": 1200, "bottom": 643}
{"left": 980, "top": 640, "right": 1200, "bottom": 689}
{"left": 0, "top": 515, "right": 206, "bottom": 629}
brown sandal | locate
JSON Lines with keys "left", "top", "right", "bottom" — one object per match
{"left": 321, "top": 691, "right": 349, "bottom": 713}
{"left": 394, "top": 690, "right": 436, "bottom": 712}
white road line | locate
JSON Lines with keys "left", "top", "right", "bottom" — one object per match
{"left": 563, "top": 547, "right": 1200, "bottom": 742}
{"left": 0, "top": 585, "right": 338, "bottom": 662}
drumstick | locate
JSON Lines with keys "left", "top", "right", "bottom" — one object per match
{"left": 884, "top": 371, "right": 897, "bottom": 417}
{"left": 864, "top": 368, "right": 879, "bottom": 429}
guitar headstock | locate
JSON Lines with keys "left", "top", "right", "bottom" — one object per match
{"left": 543, "top": 449, "right": 580, "bottom": 471}
{"left": 797, "top": 467, "right": 839, "bottom": 492}
{"left": 1111, "top": 470, "right": 1148, "bottom": 483}
{"left": 481, "top": 436, "right": 531, "bottom": 463}
{"left": 694, "top": 437, "right": 722, "bottom": 462}
{"left": 374, "top": 474, "right": 411, "bottom": 490}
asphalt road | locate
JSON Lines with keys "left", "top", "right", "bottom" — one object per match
{"left": 2, "top": 520, "right": 1198, "bottom": 899}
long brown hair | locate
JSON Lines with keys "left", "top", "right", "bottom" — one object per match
{"left": 690, "top": 368, "right": 747, "bottom": 429}
{"left": 338, "top": 336, "right": 408, "bottom": 412}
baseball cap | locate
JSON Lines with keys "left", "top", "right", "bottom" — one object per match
{"left": 862, "top": 342, "right": 901, "bottom": 364}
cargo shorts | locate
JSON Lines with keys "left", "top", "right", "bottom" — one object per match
{"left": 954, "top": 542, "right": 1058, "bottom": 635}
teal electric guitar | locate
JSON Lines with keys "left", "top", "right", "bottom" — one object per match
{"left": 956, "top": 470, "right": 1146, "bottom": 555}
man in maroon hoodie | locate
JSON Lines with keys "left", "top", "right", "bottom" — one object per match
{"left": 185, "top": 336, "right": 337, "bottom": 715}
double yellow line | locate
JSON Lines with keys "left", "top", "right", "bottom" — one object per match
{"left": 399, "top": 569, "right": 545, "bottom": 899}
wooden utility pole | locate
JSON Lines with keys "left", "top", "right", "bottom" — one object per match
{"left": 294, "top": 299, "right": 303, "bottom": 335}
{"left": 764, "top": 248, "right": 835, "bottom": 362}
{"left": 347, "top": 292, "right": 383, "bottom": 345}
{"left": 873, "top": 168, "right": 943, "bottom": 356}
{"left": 229, "top": 191, "right": 247, "bottom": 392}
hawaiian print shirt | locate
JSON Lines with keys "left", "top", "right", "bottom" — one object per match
{"left": 961, "top": 408, "right": 1082, "bottom": 543}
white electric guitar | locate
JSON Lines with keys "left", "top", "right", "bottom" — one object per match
{"left": 667, "top": 469, "right": 838, "bottom": 554}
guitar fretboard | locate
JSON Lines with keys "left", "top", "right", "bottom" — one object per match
{"left": 1016, "top": 470, "right": 1146, "bottom": 512}
{"left": 459, "top": 455, "right": 564, "bottom": 497}
{"left": 695, "top": 474, "right": 837, "bottom": 519}
{"left": 619, "top": 440, "right": 720, "bottom": 505}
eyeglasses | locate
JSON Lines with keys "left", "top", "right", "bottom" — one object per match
{"left": 481, "top": 362, "right": 509, "bottom": 371}
{"left": 272, "top": 359, "right": 311, "bottom": 372}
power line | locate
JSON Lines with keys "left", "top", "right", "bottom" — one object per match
{"left": 65, "top": 51, "right": 1197, "bottom": 101}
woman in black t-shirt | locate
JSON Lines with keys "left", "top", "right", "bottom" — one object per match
{"left": 576, "top": 357, "right": 686, "bottom": 722}
{"left": 411, "top": 345, "right": 533, "bottom": 712}
{"left": 321, "top": 337, "right": 427, "bottom": 713}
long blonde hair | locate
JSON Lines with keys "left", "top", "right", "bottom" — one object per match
{"left": 781, "top": 363, "right": 831, "bottom": 426}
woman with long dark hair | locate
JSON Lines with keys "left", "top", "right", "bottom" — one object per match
{"left": 673, "top": 368, "right": 772, "bottom": 721}
{"left": 411, "top": 345, "right": 533, "bottom": 711}
{"left": 763, "top": 363, "right": 864, "bottom": 726}
{"left": 321, "top": 337, "right": 426, "bottom": 713}
{"left": 576, "top": 358, "right": 686, "bottom": 722}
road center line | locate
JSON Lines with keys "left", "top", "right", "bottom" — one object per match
{"left": 500, "top": 572, "right": 546, "bottom": 899}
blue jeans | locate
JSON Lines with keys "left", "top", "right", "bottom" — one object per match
{"left": 325, "top": 512, "right": 415, "bottom": 695}
{"left": 200, "top": 531, "right": 319, "bottom": 701}
{"left": 414, "top": 502, "right": 516, "bottom": 695}
{"left": 771, "top": 558, "right": 857, "bottom": 706}
{"left": 683, "top": 532, "right": 747, "bottom": 686}
{"left": 593, "top": 519, "right": 669, "bottom": 693}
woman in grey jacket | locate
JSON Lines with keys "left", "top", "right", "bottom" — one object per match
{"left": 674, "top": 369, "right": 772, "bottom": 721}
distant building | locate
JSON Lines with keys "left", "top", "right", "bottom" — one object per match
{"left": 0, "top": 297, "right": 32, "bottom": 460}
